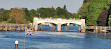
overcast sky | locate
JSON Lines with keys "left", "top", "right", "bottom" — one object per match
{"left": 0, "top": 0, "right": 83, "bottom": 13}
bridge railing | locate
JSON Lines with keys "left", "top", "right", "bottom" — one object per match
{"left": 86, "top": 26, "right": 111, "bottom": 30}
{"left": 0, "top": 24, "right": 32, "bottom": 27}
{"left": 86, "top": 26, "right": 97, "bottom": 29}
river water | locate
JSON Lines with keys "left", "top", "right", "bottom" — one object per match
{"left": 0, "top": 26, "right": 111, "bottom": 49}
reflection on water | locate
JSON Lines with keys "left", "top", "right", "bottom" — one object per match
{"left": 0, "top": 31, "right": 111, "bottom": 49}
{"left": 38, "top": 26, "right": 80, "bottom": 31}
{"left": 85, "top": 33, "right": 111, "bottom": 39}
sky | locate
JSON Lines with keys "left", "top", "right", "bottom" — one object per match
{"left": 0, "top": 0, "right": 83, "bottom": 13}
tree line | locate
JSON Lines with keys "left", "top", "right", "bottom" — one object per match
{"left": 1, "top": 0, "right": 111, "bottom": 26}
{"left": 0, "top": 5, "right": 78, "bottom": 24}
{"left": 78, "top": 0, "right": 111, "bottom": 26}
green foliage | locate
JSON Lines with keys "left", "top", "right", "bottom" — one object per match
{"left": 26, "top": 21, "right": 32, "bottom": 24}
{"left": 37, "top": 7, "right": 57, "bottom": 18}
{"left": 63, "top": 5, "right": 67, "bottom": 10}
{"left": 56, "top": 7, "right": 69, "bottom": 19}
{"left": 0, "top": 12, "right": 4, "bottom": 21}
{"left": 87, "top": 0, "right": 109, "bottom": 26}
{"left": 78, "top": 0, "right": 110, "bottom": 26}
{"left": 0, "top": 9, "right": 10, "bottom": 22}
{"left": 23, "top": 8, "right": 30, "bottom": 21}
{"left": 83, "top": 0, "right": 90, "bottom": 3}
{"left": 1, "top": 0, "right": 111, "bottom": 25}
{"left": 77, "top": 2, "right": 90, "bottom": 19}
{"left": 37, "top": 5, "right": 74, "bottom": 19}
{"left": 1, "top": 21, "right": 9, "bottom": 24}
{"left": 29, "top": 9, "right": 38, "bottom": 22}
{"left": 23, "top": 8, "right": 38, "bottom": 23}
{"left": 9, "top": 17, "right": 16, "bottom": 23}
{"left": 4, "top": 10, "right": 10, "bottom": 21}
{"left": 53, "top": 15, "right": 65, "bottom": 18}
{"left": 0, "top": 5, "right": 81, "bottom": 24}
{"left": 109, "top": 15, "right": 111, "bottom": 26}
{"left": 108, "top": 0, "right": 111, "bottom": 4}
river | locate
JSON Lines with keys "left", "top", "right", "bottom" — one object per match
{"left": 0, "top": 26, "right": 111, "bottom": 49}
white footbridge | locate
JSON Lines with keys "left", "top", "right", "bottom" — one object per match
{"left": 33, "top": 18, "right": 85, "bottom": 32}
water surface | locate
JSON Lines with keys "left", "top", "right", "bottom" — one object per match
{"left": 0, "top": 31, "right": 111, "bottom": 49}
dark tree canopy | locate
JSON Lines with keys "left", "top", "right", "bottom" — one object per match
{"left": 97, "top": 8, "right": 108, "bottom": 26}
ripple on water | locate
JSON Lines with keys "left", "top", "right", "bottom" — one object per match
{"left": 0, "top": 31, "right": 111, "bottom": 49}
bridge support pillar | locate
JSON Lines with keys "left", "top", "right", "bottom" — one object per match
{"left": 65, "top": 23, "right": 69, "bottom": 31}
{"left": 57, "top": 23, "right": 61, "bottom": 32}
{"left": 53, "top": 26, "right": 55, "bottom": 31}
{"left": 104, "top": 27, "right": 107, "bottom": 34}
{"left": 81, "top": 25, "right": 85, "bottom": 33}
{"left": 81, "top": 20, "right": 85, "bottom": 33}
{"left": 34, "top": 23, "right": 38, "bottom": 31}
{"left": 67, "top": 23, "right": 69, "bottom": 31}
{"left": 100, "top": 26, "right": 102, "bottom": 33}
{"left": 65, "top": 26, "right": 67, "bottom": 31}
{"left": 95, "top": 26, "right": 98, "bottom": 33}
{"left": 4, "top": 26, "right": 7, "bottom": 31}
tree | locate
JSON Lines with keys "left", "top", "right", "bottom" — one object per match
{"left": 4, "top": 10, "right": 10, "bottom": 21}
{"left": 53, "top": 15, "right": 65, "bottom": 18}
{"left": 84, "top": 0, "right": 109, "bottom": 26}
{"left": 83, "top": 0, "right": 90, "bottom": 3}
{"left": 0, "top": 5, "right": 81, "bottom": 24}
{"left": 97, "top": 8, "right": 108, "bottom": 26}
{"left": 77, "top": 2, "right": 90, "bottom": 19}
{"left": 63, "top": 5, "right": 67, "bottom": 10}
{"left": 29, "top": 9, "right": 38, "bottom": 22}
{"left": 0, "top": 9, "right": 10, "bottom": 22}
{"left": 56, "top": 7, "right": 69, "bottom": 19}
{"left": 10, "top": 8, "right": 26, "bottom": 24}
{"left": 108, "top": 15, "right": 111, "bottom": 26}
{"left": 78, "top": 0, "right": 111, "bottom": 26}
{"left": 0, "top": 12, "right": 4, "bottom": 21}
{"left": 22, "top": 8, "right": 30, "bottom": 21}
{"left": 37, "top": 7, "right": 57, "bottom": 18}
{"left": 108, "top": 0, "right": 111, "bottom": 4}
